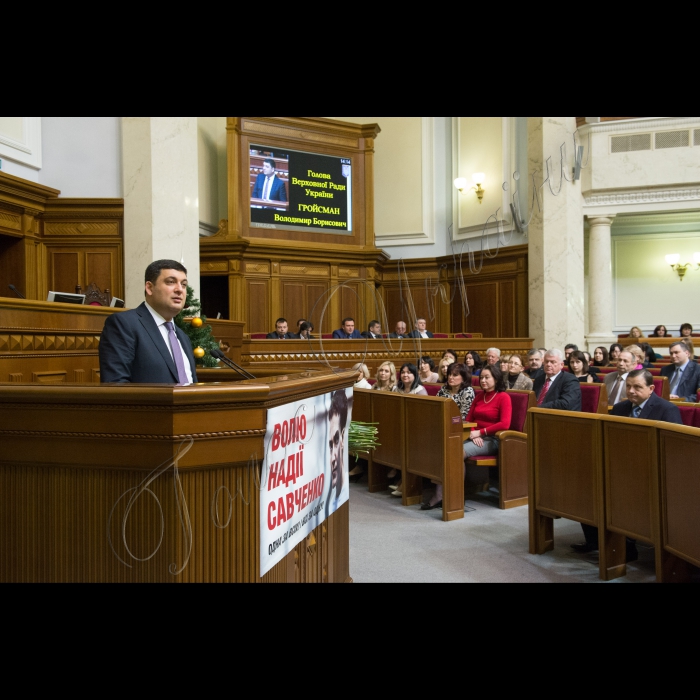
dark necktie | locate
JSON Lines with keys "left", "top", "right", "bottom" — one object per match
{"left": 633, "top": 405, "right": 642, "bottom": 419}
{"left": 165, "top": 322, "right": 189, "bottom": 385}
{"left": 538, "top": 379, "right": 551, "bottom": 406}
{"left": 610, "top": 376, "right": 623, "bottom": 405}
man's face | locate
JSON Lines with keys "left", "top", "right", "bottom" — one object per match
{"left": 262, "top": 162, "right": 274, "bottom": 177}
{"left": 329, "top": 414, "right": 344, "bottom": 498}
{"left": 617, "top": 352, "right": 636, "bottom": 374}
{"left": 670, "top": 345, "right": 691, "bottom": 366}
{"left": 343, "top": 320, "right": 355, "bottom": 334}
{"left": 565, "top": 348, "right": 574, "bottom": 360}
{"left": 486, "top": 351, "right": 500, "bottom": 366}
{"left": 395, "top": 323, "right": 406, "bottom": 336}
{"left": 626, "top": 376, "right": 654, "bottom": 407}
{"left": 146, "top": 269, "right": 187, "bottom": 321}
{"left": 276, "top": 322, "right": 288, "bottom": 336}
{"left": 416, "top": 319, "right": 427, "bottom": 332}
{"left": 529, "top": 353, "right": 543, "bottom": 370}
{"left": 543, "top": 354, "right": 564, "bottom": 378}
{"left": 370, "top": 324, "right": 381, "bottom": 336}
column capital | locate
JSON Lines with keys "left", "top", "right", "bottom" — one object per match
{"left": 586, "top": 214, "right": 616, "bottom": 226}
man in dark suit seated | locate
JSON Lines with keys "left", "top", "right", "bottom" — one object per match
{"left": 604, "top": 351, "right": 637, "bottom": 406}
{"left": 573, "top": 369, "right": 683, "bottom": 560}
{"left": 251, "top": 159, "right": 287, "bottom": 205}
{"left": 661, "top": 341, "right": 700, "bottom": 403}
{"left": 266, "top": 318, "right": 296, "bottom": 340}
{"left": 333, "top": 318, "right": 363, "bottom": 340}
{"left": 532, "top": 349, "right": 582, "bottom": 411}
{"left": 361, "top": 321, "right": 382, "bottom": 339}
{"left": 408, "top": 318, "right": 434, "bottom": 339}
{"left": 525, "top": 349, "right": 545, "bottom": 382}
{"left": 389, "top": 321, "right": 408, "bottom": 339}
{"left": 99, "top": 260, "right": 198, "bottom": 385}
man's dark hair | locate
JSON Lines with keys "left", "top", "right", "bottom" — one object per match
{"left": 368, "top": 320, "right": 380, "bottom": 330}
{"left": 680, "top": 323, "right": 694, "bottom": 334}
{"left": 145, "top": 260, "right": 187, "bottom": 286}
{"left": 342, "top": 318, "right": 355, "bottom": 325}
{"left": 297, "top": 319, "right": 307, "bottom": 328}
{"left": 565, "top": 344, "right": 579, "bottom": 352}
{"left": 329, "top": 390, "right": 349, "bottom": 430}
{"left": 275, "top": 318, "right": 288, "bottom": 326}
{"left": 669, "top": 341, "right": 690, "bottom": 354}
{"left": 264, "top": 159, "right": 276, "bottom": 170}
{"left": 299, "top": 322, "right": 314, "bottom": 333}
{"left": 628, "top": 369, "right": 654, "bottom": 388}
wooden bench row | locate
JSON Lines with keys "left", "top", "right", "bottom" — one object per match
{"left": 528, "top": 409, "right": 700, "bottom": 583}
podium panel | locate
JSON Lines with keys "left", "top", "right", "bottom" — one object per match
{"left": 0, "top": 371, "right": 355, "bottom": 583}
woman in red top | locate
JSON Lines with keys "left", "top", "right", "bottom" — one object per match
{"left": 422, "top": 365, "right": 512, "bottom": 511}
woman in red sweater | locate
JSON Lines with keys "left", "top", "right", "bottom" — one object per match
{"left": 422, "top": 365, "right": 512, "bottom": 511}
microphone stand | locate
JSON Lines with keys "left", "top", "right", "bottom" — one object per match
{"left": 211, "top": 349, "right": 256, "bottom": 381}
{"left": 8, "top": 285, "right": 26, "bottom": 299}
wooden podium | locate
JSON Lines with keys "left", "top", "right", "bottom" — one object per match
{"left": 0, "top": 370, "right": 355, "bottom": 583}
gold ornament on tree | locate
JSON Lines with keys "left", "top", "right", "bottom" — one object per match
{"left": 193, "top": 347, "right": 206, "bottom": 360}
{"left": 190, "top": 317, "right": 203, "bottom": 329}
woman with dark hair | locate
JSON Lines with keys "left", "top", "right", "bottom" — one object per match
{"left": 680, "top": 323, "right": 694, "bottom": 338}
{"left": 568, "top": 351, "right": 596, "bottom": 384}
{"left": 298, "top": 322, "right": 315, "bottom": 340}
{"left": 442, "top": 349, "right": 459, "bottom": 366}
{"left": 639, "top": 342, "right": 660, "bottom": 364}
{"left": 437, "top": 363, "right": 475, "bottom": 420}
{"left": 608, "top": 343, "right": 624, "bottom": 366}
{"left": 392, "top": 363, "right": 428, "bottom": 396}
{"left": 651, "top": 325, "right": 670, "bottom": 338}
{"left": 418, "top": 356, "right": 439, "bottom": 384}
{"left": 464, "top": 351, "right": 483, "bottom": 377}
{"left": 592, "top": 347, "right": 609, "bottom": 368}
{"left": 422, "top": 365, "right": 512, "bottom": 511}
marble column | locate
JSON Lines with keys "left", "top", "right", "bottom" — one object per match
{"left": 527, "top": 117, "right": 585, "bottom": 350}
{"left": 122, "top": 117, "right": 200, "bottom": 309}
{"left": 585, "top": 215, "right": 617, "bottom": 353}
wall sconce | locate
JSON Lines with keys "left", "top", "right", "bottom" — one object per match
{"left": 454, "top": 173, "right": 486, "bottom": 204}
{"left": 666, "top": 253, "right": 700, "bottom": 281}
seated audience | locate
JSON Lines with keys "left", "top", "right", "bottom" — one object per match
{"left": 437, "top": 357, "right": 453, "bottom": 383}
{"left": 651, "top": 325, "right": 670, "bottom": 338}
{"left": 564, "top": 344, "right": 579, "bottom": 361}
{"left": 392, "top": 363, "right": 428, "bottom": 396}
{"left": 437, "top": 363, "right": 476, "bottom": 420}
{"left": 296, "top": 319, "right": 308, "bottom": 334}
{"left": 533, "top": 350, "right": 582, "bottom": 411}
{"left": 608, "top": 343, "right": 624, "bottom": 366}
{"left": 592, "top": 347, "right": 609, "bottom": 367}
{"left": 389, "top": 322, "right": 409, "bottom": 339}
{"left": 465, "top": 351, "right": 484, "bottom": 377}
{"left": 408, "top": 318, "right": 434, "bottom": 339}
{"left": 485, "top": 348, "right": 501, "bottom": 367}
{"left": 624, "top": 345, "right": 647, "bottom": 369}
{"left": 506, "top": 355, "right": 534, "bottom": 391}
{"left": 568, "top": 351, "right": 596, "bottom": 384}
{"left": 661, "top": 342, "right": 700, "bottom": 402}
{"left": 352, "top": 363, "right": 372, "bottom": 390}
{"left": 333, "top": 318, "right": 362, "bottom": 339}
{"left": 423, "top": 365, "right": 512, "bottom": 511}
{"left": 573, "top": 370, "right": 683, "bottom": 561}
{"left": 298, "top": 321, "right": 315, "bottom": 340}
{"left": 525, "top": 350, "right": 545, "bottom": 382}
{"left": 499, "top": 354, "right": 512, "bottom": 374}
{"left": 362, "top": 321, "right": 382, "bottom": 340}
{"left": 373, "top": 362, "right": 397, "bottom": 392}
{"left": 267, "top": 318, "right": 296, "bottom": 340}
{"left": 418, "top": 356, "right": 439, "bottom": 384}
{"left": 628, "top": 326, "right": 644, "bottom": 339}
{"left": 604, "top": 351, "right": 637, "bottom": 405}
{"left": 680, "top": 323, "right": 694, "bottom": 338}
{"left": 639, "top": 342, "right": 660, "bottom": 365}
{"left": 442, "top": 349, "right": 459, "bottom": 366}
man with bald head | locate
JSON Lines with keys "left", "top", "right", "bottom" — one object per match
{"left": 390, "top": 322, "right": 409, "bottom": 339}
{"left": 532, "top": 349, "right": 582, "bottom": 411}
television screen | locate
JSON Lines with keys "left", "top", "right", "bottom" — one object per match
{"left": 249, "top": 145, "right": 352, "bottom": 235}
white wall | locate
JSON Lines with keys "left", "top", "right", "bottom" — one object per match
{"left": 197, "top": 117, "right": 227, "bottom": 231}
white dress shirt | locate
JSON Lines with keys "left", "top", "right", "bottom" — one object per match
{"left": 145, "top": 302, "right": 194, "bottom": 385}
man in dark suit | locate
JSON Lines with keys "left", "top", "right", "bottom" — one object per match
{"left": 333, "top": 318, "right": 363, "bottom": 340}
{"left": 532, "top": 349, "right": 582, "bottom": 411}
{"left": 408, "top": 318, "right": 434, "bottom": 339}
{"left": 99, "top": 260, "right": 198, "bottom": 384}
{"left": 661, "top": 342, "right": 700, "bottom": 403}
{"left": 604, "top": 351, "right": 637, "bottom": 406}
{"left": 524, "top": 349, "right": 545, "bottom": 382}
{"left": 266, "top": 318, "right": 296, "bottom": 340}
{"left": 389, "top": 321, "right": 408, "bottom": 339}
{"left": 361, "top": 321, "right": 382, "bottom": 339}
{"left": 573, "top": 369, "right": 683, "bottom": 560}
{"left": 251, "top": 159, "right": 287, "bottom": 204}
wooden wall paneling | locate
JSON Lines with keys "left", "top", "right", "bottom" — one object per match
{"left": 498, "top": 280, "right": 516, "bottom": 338}
{"left": 247, "top": 279, "right": 270, "bottom": 333}
{"left": 85, "top": 250, "right": 118, "bottom": 296}
{"left": 0, "top": 235, "right": 26, "bottom": 298}
{"left": 48, "top": 250, "right": 81, "bottom": 295}
{"left": 465, "top": 282, "right": 499, "bottom": 338}
{"left": 306, "top": 283, "right": 328, "bottom": 331}
{"left": 340, "top": 282, "right": 360, "bottom": 328}
{"left": 282, "top": 282, "right": 306, "bottom": 327}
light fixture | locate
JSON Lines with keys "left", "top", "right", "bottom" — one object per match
{"left": 454, "top": 173, "right": 486, "bottom": 204}
{"left": 666, "top": 254, "right": 700, "bottom": 282}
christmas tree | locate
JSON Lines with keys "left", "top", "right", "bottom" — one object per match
{"left": 175, "top": 286, "right": 221, "bottom": 368}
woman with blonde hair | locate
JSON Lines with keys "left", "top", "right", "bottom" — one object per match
{"left": 625, "top": 345, "right": 646, "bottom": 370}
{"left": 351, "top": 363, "right": 372, "bottom": 390}
{"left": 373, "top": 362, "right": 397, "bottom": 392}
{"left": 629, "top": 327, "right": 644, "bottom": 339}
{"left": 437, "top": 357, "right": 453, "bottom": 383}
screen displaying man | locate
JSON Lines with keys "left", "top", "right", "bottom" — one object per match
{"left": 252, "top": 159, "right": 287, "bottom": 205}
{"left": 99, "top": 260, "right": 198, "bottom": 385}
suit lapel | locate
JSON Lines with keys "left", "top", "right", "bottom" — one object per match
{"left": 136, "top": 304, "right": 179, "bottom": 382}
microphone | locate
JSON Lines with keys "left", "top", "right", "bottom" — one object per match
{"left": 210, "top": 348, "right": 256, "bottom": 381}
{"left": 8, "top": 285, "right": 25, "bottom": 299}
